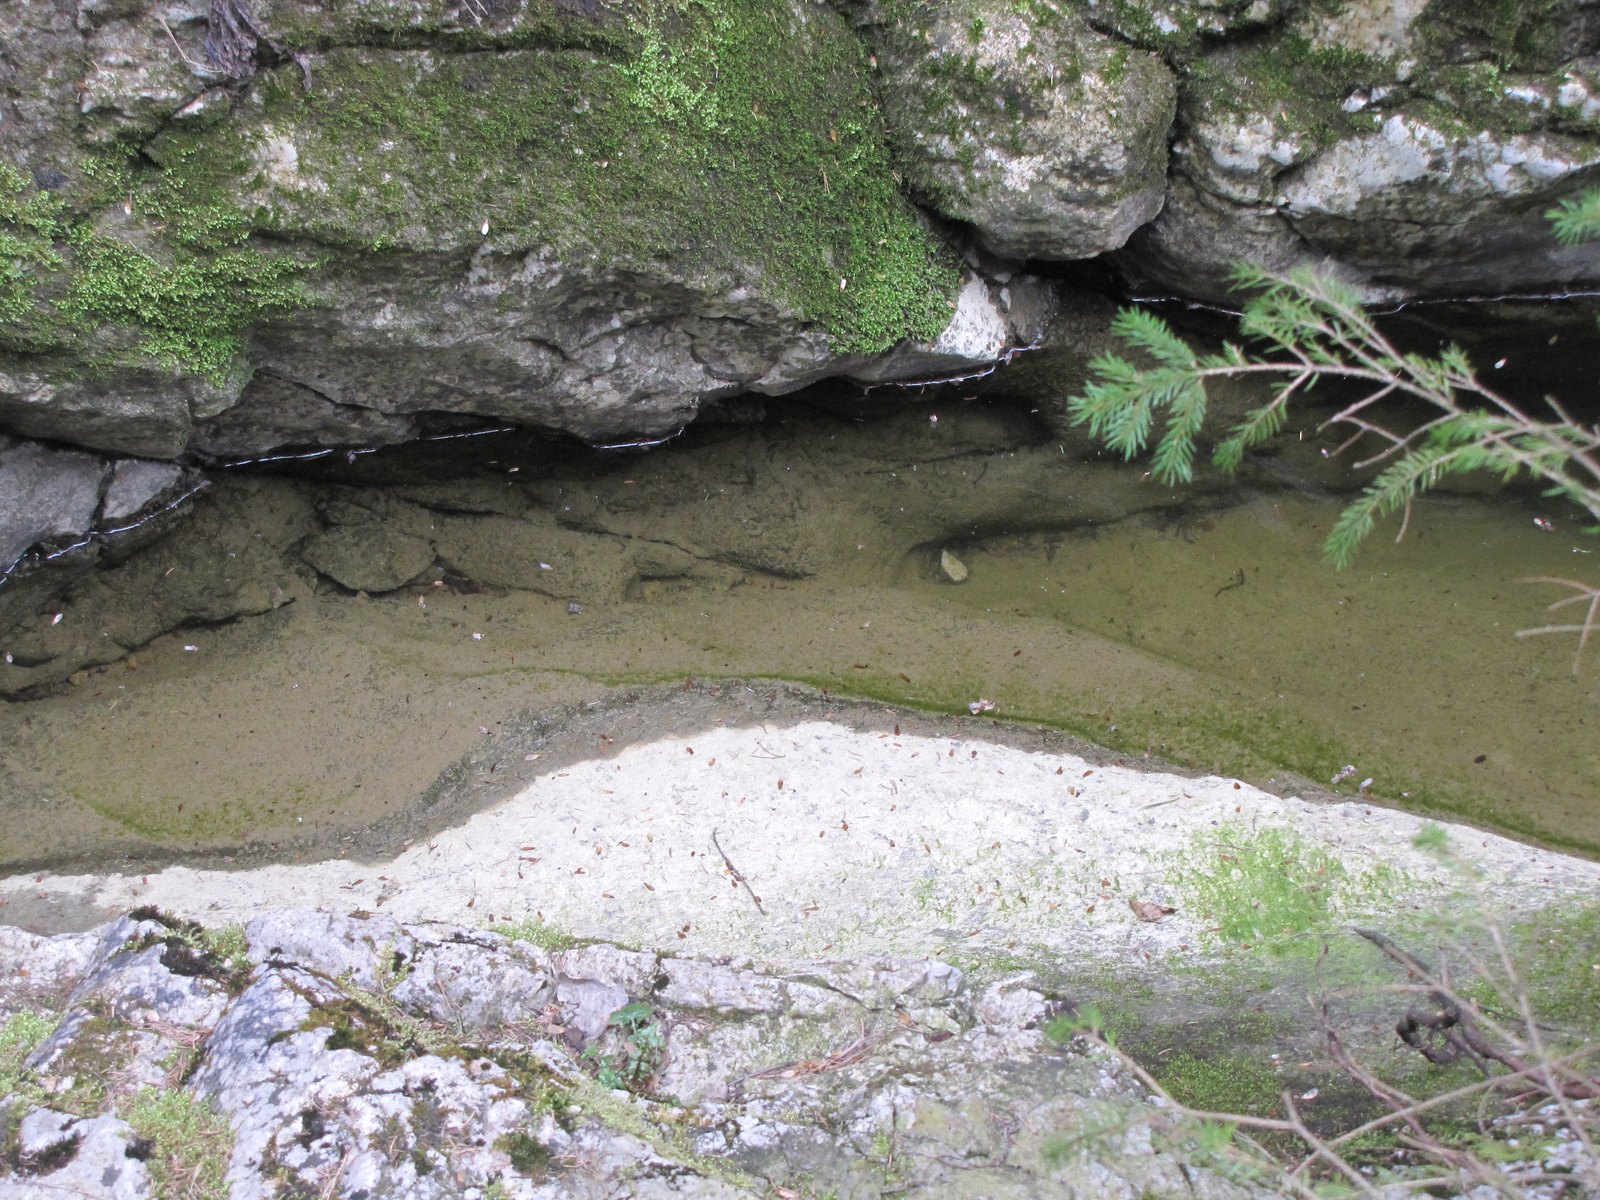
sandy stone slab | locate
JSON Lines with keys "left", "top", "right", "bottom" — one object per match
{"left": 9, "top": 722, "right": 1593, "bottom": 961}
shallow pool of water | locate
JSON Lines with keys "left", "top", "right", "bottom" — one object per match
{"left": 2, "top": 392, "right": 1596, "bottom": 868}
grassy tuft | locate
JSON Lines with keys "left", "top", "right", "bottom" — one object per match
{"left": 0, "top": 1009, "right": 58, "bottom": 1097}
{"left": 126, "top": 1087, "right": 233, "bottom": 1200}
{"left": 1173, "top": 824, "right": 1355, "bottom": 951}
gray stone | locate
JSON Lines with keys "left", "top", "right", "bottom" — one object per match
{"left": 658, "top": 960, "right": 788, "bottom": 1014}
{"left": 974, "top": 975, "right": 1049, "bottom": 1029}
{"left": 245, "top": 910, "right": 414, "bottom": 988}
{"left": 390, "top": 930, "right": 555, "bottom": 1031}
{"left": 188, "top": 373, "right": 420, "bottom": 460}
{"left": 0, "top": 1114, "right": 154, "bottom": 1200}
{"left": 67, "top": 942, "right": 229, "bottom": 1028}
{"left": 551, "top": 944, "right": 661, "bottom": 998}
{"left": 0, "top": 359, "right": 241, "bottom": 461}
{"left": 856, "top": 1, "right": 1178, "bottom": 260}
{"left": 0, "top": 440, "right": 108, "bottom": 572}
{"left": 101, "top": 460, "right": 183, "bottom": 523}
{"left": 0, "top": 926, "right": 101, "bottom": 1016}
{"left": 16, "top": 909, "right": 1590, "bottom": 1200}
{"left": 1119, "top": 0, "right": 1600, "bottom": 303}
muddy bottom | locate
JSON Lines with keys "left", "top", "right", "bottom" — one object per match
{"left": 2, "top": 394, "right": 1597, "bottom": 869}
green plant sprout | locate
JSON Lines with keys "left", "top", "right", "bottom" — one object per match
{"left": 586, "top": 1002, "right": 666, "bottom": 1092}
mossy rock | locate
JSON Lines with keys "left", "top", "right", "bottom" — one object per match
{"left": 856, "top": 0, "right": 1177, "bottom": 259}
{"left": 0, "top": 0, "right": 970, "bottom": 457}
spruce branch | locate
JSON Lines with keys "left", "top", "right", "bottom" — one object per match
{"left": 1068, "top": 268, "right": 1600, "bottom": 569}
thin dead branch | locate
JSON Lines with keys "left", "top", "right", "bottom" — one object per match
{"left": 1516, "top": 576, "right": 1600, "bottom": 673}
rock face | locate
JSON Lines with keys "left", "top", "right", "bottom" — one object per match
{"left": 5, "top": 0, "right": 1600, "bottom": 477}
{"left": 4, "top": 0, "right": 1600, "bottom": 609}
{"left": 0, "top": 0, "right": 1061, "bottom": 464}
{"left": 1117, "top": 0, "right": 1600, "bottom": 301}
{"left": 846, "top": 0, "right": 1178, "bottom": 260}
{"left": 0, "top": 909, "right": 1270, "bottom": 1200}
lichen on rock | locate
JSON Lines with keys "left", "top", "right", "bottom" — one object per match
{"left": 847, "top": 0, "right": 1178, "bottom": 260}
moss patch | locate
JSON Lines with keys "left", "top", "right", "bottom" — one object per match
{"left": 1515, "top": 900, "right": 1600, "bottom": 1031}
{"left": 126, "top": 1087, "right": 233, "bottom": 1200}
{"left": 0, "top": 1010, "right": 58, "bottom": 1099}
{"left": 1170, "top": 824, "right": 1401, "bottom": 952}
{"left": 0, "top": 160, "right": 314, "bottom": 381}
{"left": 1181, "top": 35, "right": 1393, "bottom": 149}
{"left": 159, "top": 0, "right": 959, "bottom": 354}
{"left": 499, "top": 914, "right": 581, "bottom": 952}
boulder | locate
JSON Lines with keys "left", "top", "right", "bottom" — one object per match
{"left": 0, "top": 440, "right": 108, "bottom": 573}
{"left": 0, "top": 0, "right": 1054, "bottom": 461}
{"left": 850, "top": 0, "right": 1178, "bottom": 260}
{"left": 1119, "top": 0, "right": 1600, "bottom": 302}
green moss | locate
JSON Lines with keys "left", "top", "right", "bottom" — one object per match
{"left": 1183, "top": 35, "right": 1393, "bottom": 148}
{"left": 126, "top": 1087, "right": 233, "bottom": 1200}
{"left": 1517, "top": 900, "right": 1600, "bottom": 1030}
{"left": 1170, "top": 823, "right": 1378, "bottom": 952}
{"left": 174, "top": 0, "right": 958, "bottom": 354}
{"left": 1416, "top": 0, "right": 1581, "bottom": 73}
{"left": 1151, "top": 1049, "right": 1284, "bottom": 1116}
{"left": 499, "top": 914, "right": 581, "bottom": 952}
{"left": 496, "top": 1130, "right": 552, "bottom": 1175}
{"left": 0, "top": 157, "right": 314, "bottom": 381}
{"left": 0, "top": 1010, "right": 58, "bottom": 1098}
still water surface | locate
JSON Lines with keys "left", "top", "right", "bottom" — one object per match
{"left": 2, "top": 389, "right": 1596, "bottom": 866}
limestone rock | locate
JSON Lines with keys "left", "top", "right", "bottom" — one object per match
{"left": 0, "top": 0, "right": 1058, "bottom": 461}
{"left": 856, "top": 1, "right": 1178, "bottom": 260}
{"left": 0, "top": 926, "right": 101, "bottom": 1017}
{"left": 67, "top": 941, "right": 230, "bottom": 1028}
{"left": 0, "top": 440, "right": 108, "bottom": 573}
{"left": 938, "top": 547, "right": 967, "bottom": 582}
{"left": 1120, "top": 0, "right": 1600, "bottom": 303}
{"left": 36, "top": 907, "right": 1600, "bottom": 1199}
{"left": 975, "top": 976, "right": 1050, "bottom": 1028}
{"left": 246, "top": 910, "right": 416, "bottom": 989}
{"left": 390, "top": 931, "right": 555, "bottom": 1031}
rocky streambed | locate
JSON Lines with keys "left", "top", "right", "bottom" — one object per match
{"left": 0, "top": 722, "right": 1597, "bottom": 1199}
